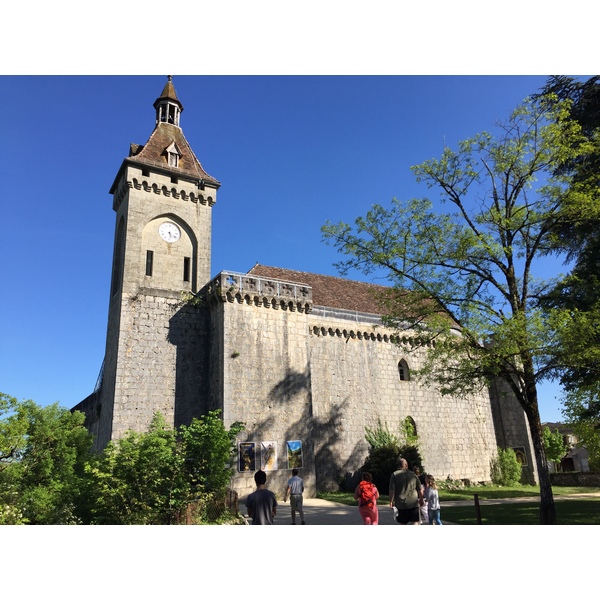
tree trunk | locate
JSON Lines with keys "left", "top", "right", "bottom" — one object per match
{"left": 523, "top": 390, "right": 557, "bottom": 525}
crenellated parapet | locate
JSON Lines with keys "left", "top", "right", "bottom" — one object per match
{"left": 112, "top": 171, "right": 216, "bottom": 211}
{"left": 203, "top": 271, "right": 313, "bottom": 313}
{"left": 308, "top": 324, "right": 433, "bottom": 348}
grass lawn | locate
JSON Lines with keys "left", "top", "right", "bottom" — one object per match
{"left": 317, "top": 486, "right": 600, "bottom": 524}
{"left": 318, "top": 485, "right": 600, "bottom": 505}
{"left": 438, "top": 484, "right": 600, "bottom": 501}
{"left": 442, "top": 498, "right": 600, "bottom": 525}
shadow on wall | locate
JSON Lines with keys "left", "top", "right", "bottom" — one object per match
{"left": 248, "top": 366, "right": 366, "bottom": 492}
{"left": 169, "top": 302, "right": 212, "bottom": 428}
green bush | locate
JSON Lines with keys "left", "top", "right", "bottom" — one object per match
{"left": 491, "top": 447, "right": 522, "bottom": 486}
{"left": 360, "top": 443, "right": 424, "bottom": 495}
{"left": 365, "top": 419, "right": 399, "bottom": 449}
{"left": 361, "top": 444, "right": 400, "bottom": 495}
{"left": 359, "top": 418, "right": 425, "bottom": 495}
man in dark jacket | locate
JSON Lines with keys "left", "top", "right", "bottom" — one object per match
{"left": 389, "top": 458, "right": 424, "bottom": 525}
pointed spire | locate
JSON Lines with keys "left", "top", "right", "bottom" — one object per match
{"left": 154, "top": 76, "right": 184, "bottom": 126}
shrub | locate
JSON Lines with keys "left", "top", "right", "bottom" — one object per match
{"left": 361, "top": 444, "right": 400, "bottom": 495}
{"left": 491, "top": 447, "right": 522, "bottom": 485}
{"left": 360, "top": 443, "right": 425, "bottom": 495}
{"left": 360, "top": 419, "right": 425, "bottom": 495}
{"left": 398, "top": 444, "right": 424, "bottom": 473}
{"left": 365, "top": 419, "right": 399, "bottom": 449}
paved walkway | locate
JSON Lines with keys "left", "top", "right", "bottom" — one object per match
{"left": 239, "top": 497, "right": 447, "bottom": 525}
{"left": 239, "top": 492, "right": 600, "bottom": 525}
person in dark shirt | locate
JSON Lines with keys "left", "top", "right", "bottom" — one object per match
{"left": 389, "top": 458, "right": 424, "bottom": 525}
{"left": 245, "top": 470, "right": 278, "bottom": 525}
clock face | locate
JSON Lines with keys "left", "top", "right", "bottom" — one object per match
{"left": 159, "top": 222, "right": 180, "bottom": 243}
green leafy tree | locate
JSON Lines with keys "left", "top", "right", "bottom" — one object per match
{"left": 1, "top": 394, "right": 246, "bottom": 525}
{"left": 0, "top": 392, "right": 28, "bottom": 468}
{"left": 180, "top": 411, "right": 244, "bottom": 494}
{"left": 542, "top": 425, "right": 567, "bottom": 468}
{"left": 536, "top": 77, "right": 600, "bottom": 468}
{"left": 87, "top": 413, "right": 187, "bottom": 524}
{"left": 323, "top": 96, "right": 594, "bottom": 524}
{"left": 0, "top": 394, "right": 94, "bottom": 524}
{"left": 562, "top": 387, "right": 600, "bottom": 471}
{"left": 0, "top": 393, "right": 29, "bottom": 524}
{"left": 491, "top": 447, "right": 522, "bottom": 486}
{"left": 537, "top": 76, "right": 600, "bottom": 398}
{"left": 87, "top": 411, "right": 244, "bottom": 524}
{"left": 535, "top": 76, "right": 600, "bottom": 396}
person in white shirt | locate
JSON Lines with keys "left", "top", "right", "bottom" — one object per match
{"left": 283, "top": 469, "right": 305, "bottom": 524}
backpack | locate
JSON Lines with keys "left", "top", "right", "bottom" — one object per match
{"left": 358, "top": 481, "right": 377, "bottom": 508}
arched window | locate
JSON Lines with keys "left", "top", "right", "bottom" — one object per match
{"left": 404, "top": 416, "right": 417, "bottom": 442}
{"left": 398, "top": 359, "right": 410, "bottom": 381}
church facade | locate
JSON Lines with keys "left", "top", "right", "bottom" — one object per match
{"left": 74, "top": 78, "right": 537, "bottom": 498}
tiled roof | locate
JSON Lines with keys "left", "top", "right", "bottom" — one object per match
{"left": 153, "top": 76, "right": 183, "bottom": 110}
{"left": 123, "top": 122, "right": 220, "bottom": 186}
{"left": 247, "top": 264, "right": 390, "bottom": 315}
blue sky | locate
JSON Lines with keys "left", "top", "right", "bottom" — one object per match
{"left": 0, "top": 74, "right": 577, "bottom": 422}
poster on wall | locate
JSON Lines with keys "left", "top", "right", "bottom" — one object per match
{"left": 513, "top": 447, "right": 528, "bottom": 466}
{"left": 261, "top": 442, "right": 278, "bottom": 471}
{"left": 238, "top": 442, "right": 256, "bottom": 472}
{"left": 286, "top": 440, "right": 303, "bottom": 469}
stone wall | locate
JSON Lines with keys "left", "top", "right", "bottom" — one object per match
{"left": 77, "top": 266, "right": 536, "bottom": 501}
{"left": 111, "top": 291, "right": 178, "bottom": 439}
{"left": 306, "top": 309, "right": 499, "bottom": 489}
{"left": 550, "top": 471, "right": 600, "bottom": 487}
{"left": 74, "top": 289, "right": 212, "bottom": 448}
{"left": 111, "top": 164, "right": 215, "bottom": 293}
{"left": 206, "top": 273, "right": 316, "bottom": 500}
{"left": 208, "top": 273, "right": 505, "bottom": 499}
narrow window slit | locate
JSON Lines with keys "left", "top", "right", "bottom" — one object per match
{"left": 146, "top": 250, "right": 154, "bottom": 276}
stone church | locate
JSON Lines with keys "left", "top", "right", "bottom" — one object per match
{"left": 74, "top": 77, "right": 537, "bottom": 498}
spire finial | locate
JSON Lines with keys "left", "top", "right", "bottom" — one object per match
{"left": 154, "top": 76, "right": 183, "bottom": 126}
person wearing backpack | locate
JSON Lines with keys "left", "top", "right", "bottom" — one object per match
{"left": 354, "top": 472, "right": 380, "bottom": 525}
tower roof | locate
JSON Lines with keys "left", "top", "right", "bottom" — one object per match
{"left": 122, "top": 124, "right": 219, "bottom": 185}
{"left": 153, "top": 75, "right": 183, "bottom": 111}
{"left": 110, "top": 78, "right": 220, "bottom": 193}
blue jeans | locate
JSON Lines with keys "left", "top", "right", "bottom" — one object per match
{"left": 429, "top": 509, "right": 442, "bottom": 525}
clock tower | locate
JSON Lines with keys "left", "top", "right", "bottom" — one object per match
{"left": 93, "top": 77, "right": 220, "bottom": 448}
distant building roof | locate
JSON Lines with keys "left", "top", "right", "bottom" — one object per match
{"left": 247, "top": 264, "right": 390, "bottom": 315}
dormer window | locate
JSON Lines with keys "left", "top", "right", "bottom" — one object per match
{"left": 166, "top": 142, "right": 180, "bottom": 168}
